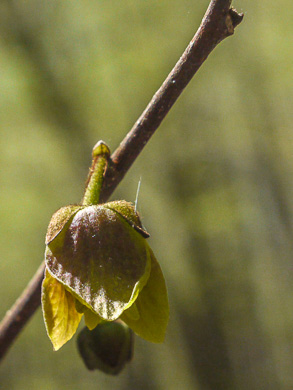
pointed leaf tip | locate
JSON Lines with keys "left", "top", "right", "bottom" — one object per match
{"left": 105, "top": 200, "right": 150, "bottom": 238}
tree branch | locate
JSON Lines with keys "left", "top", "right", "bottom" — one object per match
{"left": 0, "top": 0, "right": 243, "bottom": 362}
{"left": 99, "top": 0, "right": 243, "bottom": 202}
{"left": 0, "top": 262, "right": 45, "bottom": 361}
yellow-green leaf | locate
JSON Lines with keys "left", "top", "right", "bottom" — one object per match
{"left": 84, "top": 308, "right": 102, "bottom": 330}
{"left": 75, "top": 298, "right": 102, "bottom": 330}
{"left": 42, "top": 269, "right": 82, "bottom": 351}
{"left": 121, "top": 246, "right": 169, "bottom": 343}
{"left": 123, "top": 302, "right": 140, "bottom": 321}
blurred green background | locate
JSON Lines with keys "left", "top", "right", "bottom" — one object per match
{"left": 1, "top": 0, "right": 293, "bottom": 389}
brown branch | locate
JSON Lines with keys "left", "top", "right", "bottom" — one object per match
{"left": 0, "top": 262, "right": 45, "bottom": 360}
{"left": 100, "top": 0, "right": 243, "bottom": 202}
{"left": 0, "top": 0, "right": 243, "bottom": 362}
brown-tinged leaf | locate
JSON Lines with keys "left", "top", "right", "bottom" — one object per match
{"left": 46, "top": 205, "right": 151, "bottom": 321}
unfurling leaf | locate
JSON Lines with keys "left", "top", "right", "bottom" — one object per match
{"left": 46, "top": 205, "right": 151, "bottom": 321}
{"left": 42, "top": 270, "right": 82, "bottom": 351}
{"left": 42, "top": 198, "right": 169, "bottom": 351}
{"left": 121, "top": 246, "right": 169, "bottom": 343}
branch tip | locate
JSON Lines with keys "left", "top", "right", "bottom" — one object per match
{"left": 228, "top": 8, "right": 244, "bottom": 32}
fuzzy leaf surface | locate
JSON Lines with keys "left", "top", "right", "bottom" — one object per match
{"left": 46, "top": 205, "right": 83, "bottom": 244}
{"left": 46, "top": 205, "right": 151, "bottom": 321}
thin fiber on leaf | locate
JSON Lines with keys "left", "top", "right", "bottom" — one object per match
{"left": 105, "top": 201, "right": 149, "bottom": 238}
{"left": 42, "top": 270, "right": 82, "bottom": 350}
{"left": 121, "top": 246, "right": 169, "bottom": 343}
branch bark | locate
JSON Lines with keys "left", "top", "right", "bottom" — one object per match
{"left": 99, "top": 0, "right": 243, "bottom": 202}
{"left": 0, "top": 0, "right": 243, "bottom": 362}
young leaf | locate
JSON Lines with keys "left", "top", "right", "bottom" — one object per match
{"left": 42, "top": 270, "right": 83, "bottom": 351}
{"left": 121, "top": 246, "right": 169, "bottom": 343}
{"left": 46, "top": 205, "right": 151, "bottom": 321}
{"left": 84, "top": 308, "right": 102, "bottom": 330}
{"left": 75, "top": 299, "right": 102, "bottom": 330}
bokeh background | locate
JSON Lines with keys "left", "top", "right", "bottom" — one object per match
{"left": 1, "top": 1, "right": 293, "bottom": 389}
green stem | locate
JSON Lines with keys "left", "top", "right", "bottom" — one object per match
{"left": 82, "top": 141, "right": 110, "bottom": 206}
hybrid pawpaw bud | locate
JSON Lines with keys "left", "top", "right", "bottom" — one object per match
{"left": 42, "top": 200, "right": 169, "bottom": 351}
